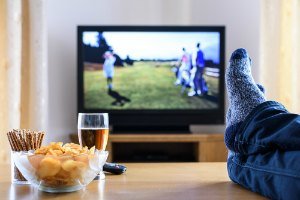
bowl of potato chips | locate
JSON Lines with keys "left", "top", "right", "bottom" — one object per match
{"left": 12, "top": 142, "right": 108, "bottom": 193}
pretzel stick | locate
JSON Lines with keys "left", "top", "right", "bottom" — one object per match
{"left": 7, "top": 132, "right": 16, "bottom": 151}
{"left": 23, "top": 131, "right": 30, "bottom": 151}
{"left": 11, "top": 133, "right": 21, "bottom": 151}
{"left": 17, "top": 132, "right": 27, "bottom": 151}
{"left": 11, "top": 132, "right": 22, "bottom": 151}
{"left": 23, "top": 131, "right": 30, "bottom": 150}
{"left": 38, "top": 133, "right": 45, "bottom": 148}
{"left": 13, "top": 130, "right": 23, "bottom": 150}
{"left": 26, "top": 133, "right": 32, "bottom": 150}
{"left": 30, "top": 133, "right": 34, "bottom": 150}
{"left": 33, "top": 133, "right": 37, "bottom": 149}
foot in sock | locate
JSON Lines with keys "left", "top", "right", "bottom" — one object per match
{"left": 225, "top": 48, "right": 266, "bottom": 150}
{"left": 226, "top": 83, "right": 266, "bottom": 125}
{"left": 226, "top": 48, "right": 266, "bottom": 128}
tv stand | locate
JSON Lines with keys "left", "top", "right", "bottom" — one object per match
{"left": 111, "top": 125, "right": 190, "bottom": 134}
{"left": 106, "top": 133, "right": 227, "bottom": 162}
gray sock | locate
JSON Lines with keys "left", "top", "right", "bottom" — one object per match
{"left": 226, "top": 83, "right": 265, "bottom": 125}
{"left": 226, "top": 48, "right": 266, "bottom": 128}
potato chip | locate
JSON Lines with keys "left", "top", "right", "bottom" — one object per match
{"left": 38, "top": 157, "right": 61, "bottom": 178}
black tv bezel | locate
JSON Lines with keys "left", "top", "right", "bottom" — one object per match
{"left": 77, "top": 25, "right": 225, "bottom": 128}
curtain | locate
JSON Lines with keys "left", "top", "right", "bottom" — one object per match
{"left": 260, "top": 0, "right": 300, "bottom": 113}
{"left": 0, "top": 0, "right": 48, "bottom": 163}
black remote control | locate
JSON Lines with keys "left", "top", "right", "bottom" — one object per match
{"left": 103, "top": 162, "right": 127, "bottom": 175}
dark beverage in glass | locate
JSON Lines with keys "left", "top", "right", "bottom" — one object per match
{"left": 77, "top": 113, "right": 109, "bottom": 151}
{"left": 78, "top": 128, "right": 109, "bottom": 151}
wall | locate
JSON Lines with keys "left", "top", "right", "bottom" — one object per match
{"left": 46, "top": 0, "right": 260, "bottom": 143}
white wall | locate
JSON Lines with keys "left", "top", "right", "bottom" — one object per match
{"left": 46, "top": 0, "right": 260, "bottom": 143}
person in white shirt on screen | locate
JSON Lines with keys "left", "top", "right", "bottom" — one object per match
{"left": 175, "top": 48, "right": 192, "bottom": 87}
{"left": 103, "top": 48, "right": 116, "bottom": 91}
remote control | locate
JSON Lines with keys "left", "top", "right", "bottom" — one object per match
{"left": 103, "top": 162, "right": 127, "bottom": 175}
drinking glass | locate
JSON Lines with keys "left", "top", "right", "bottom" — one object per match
{"left": 78, "top": 113, "right": 109, "bottom": 179}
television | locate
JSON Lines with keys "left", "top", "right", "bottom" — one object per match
{"left": 77, "top": 26, "right": 225, "bottom": 133}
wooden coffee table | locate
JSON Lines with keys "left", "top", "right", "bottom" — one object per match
{"left": 0, "top": 163, "right": 266, "bottom": 199}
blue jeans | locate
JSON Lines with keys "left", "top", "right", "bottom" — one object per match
{"left": 226, "top": 101, "right": 300, "bottom": 200}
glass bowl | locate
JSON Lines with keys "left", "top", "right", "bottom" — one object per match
{"left": 12, "top": 150, "right": 108, "bottom": 193}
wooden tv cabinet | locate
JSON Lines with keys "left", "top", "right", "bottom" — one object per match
{"left": 106, "top": 133, "right": 227, "bottom": 162}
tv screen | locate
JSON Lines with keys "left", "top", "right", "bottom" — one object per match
{"left": 78, "top": 26, "right": 225, "bottom": 130}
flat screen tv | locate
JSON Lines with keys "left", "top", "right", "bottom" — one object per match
{"left": 77, "top": 26, "right": 225, "bottom": 132}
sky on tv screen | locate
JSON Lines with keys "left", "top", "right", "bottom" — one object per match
{"left": 83, "top": 31, "right": 220, "bottom": 64}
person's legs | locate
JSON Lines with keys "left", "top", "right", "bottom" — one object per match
{"left": 226, "top": 48, "right": 300, "bottom": 199}
{"left": 226, "top": 48, "right": 300, "bottom": 154}
{"left": 229, "top": 101, "right": 300, "bottom": 154}
{"left": 228, "top": 150, "right": 300, "bottom": 200}
{"left": 175, "top": 66, "right": 183, "bottom": 85}
{"left": 198, "top": 67, "right": 206, "bottom": 94}
{"left": 193, "top": 68, "right": 201, "bottom": 94}
{"left": 107, "top": 77, "right": 113, "bottom": 90}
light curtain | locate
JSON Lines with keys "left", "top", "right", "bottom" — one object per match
{"left": 0, "top": 0, "right": 48, "bottom": 163}
{"left": 260, "top": 0, "right": 300, "bottom": 113}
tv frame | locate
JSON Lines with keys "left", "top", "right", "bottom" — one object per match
{"left": 77, "top": 26, "right": 225, "bottom": 131}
